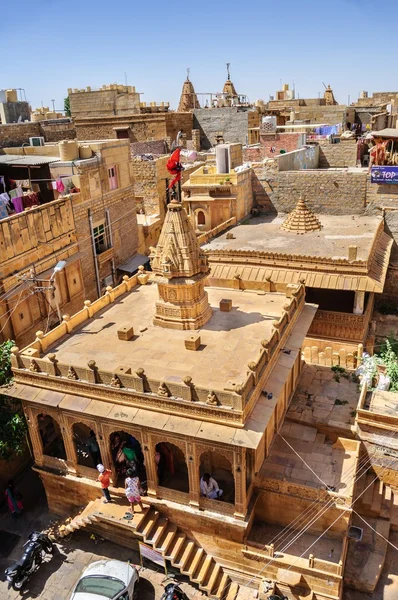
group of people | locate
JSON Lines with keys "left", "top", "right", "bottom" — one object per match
{"left": 97, "top": 464, "right": 145, "bottom": 513}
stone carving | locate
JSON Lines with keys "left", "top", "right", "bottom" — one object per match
{"left": 67, "top": 366, "right": 78, "bottom": 380}
{"left": 29, "top": 359, "right": 40, "bottom": 373}
{"left": 206, "top": 390, "right": 220, "bottom": 406}
{"left": 158, "top": 382, "right": 170, "bottom": 397}
{"left": 110, "top": 374, "right": 122, "bottom": 388}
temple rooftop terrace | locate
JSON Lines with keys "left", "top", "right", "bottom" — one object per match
{"left": 203, "top": 214, "right": 384, "bottom": 261}
{"left": 10, "top": 275, "right": 316, "bottom": 433}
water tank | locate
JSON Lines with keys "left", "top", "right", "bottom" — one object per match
{"left": 59, "top": 140, "right": 79, "bottom": 161}
{"left": 79, "top": 144, "right": 93, "bottom": 159}
{"left": 216, "top": 145, "right": 229, "bottom": 174}
{"left": 5, "top": 89, "right": 18, "bottom": 103}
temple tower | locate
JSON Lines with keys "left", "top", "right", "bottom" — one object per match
{"left": 223, "top": 62, "right": 238, "bottom": 99}
{"left": 177, "top": 70, "right": 200, "bottom": 112}
{"left": 324, "top": 84, "right": 337, "bottom": 106}
{"left": 150, "top": 199, "right": 212, "bottom": 330}
{"left": 281, "top": 197, "right": 322, "bottom": 234}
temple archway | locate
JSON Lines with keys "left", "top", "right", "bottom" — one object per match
{"left": 37, "top": 413, "right": 66, "bottom": 460}
{"left": 199, "top": 450, "right": 235, "bottom": 504}
{"left": 110, "top": 431, "right": 146, "bottom": 487}
{"left": 72, "top": 423, "right": 101, "bottom": 469}
{"left": 156, "top": 442, "right": 189, "bottom": 493}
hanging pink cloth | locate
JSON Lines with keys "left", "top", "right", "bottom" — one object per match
{"left": 56, "top": 179, "right": 65, "bottom": 193}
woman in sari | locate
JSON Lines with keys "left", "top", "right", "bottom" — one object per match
{"left": 5, "top": 480, "right": 24, "bottom": 517}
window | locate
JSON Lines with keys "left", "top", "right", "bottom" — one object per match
{"left": 93, "top": 223, "right": 108, "bottom": 255}
{"left": 197, "top": 210, "right": 206, "bottom": 225}
{"left": 108, "top": 166, "right": 118, "bottom": 191}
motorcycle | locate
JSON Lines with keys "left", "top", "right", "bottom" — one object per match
{"left": 5, "top": 531, "right": 54, "bottom": 591}
{"left": 160, "top": 576, "right": 190, "bottom": 600}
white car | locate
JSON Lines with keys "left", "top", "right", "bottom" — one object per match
{"left": 70, "top": 560, "right": 139, "bottom": 600}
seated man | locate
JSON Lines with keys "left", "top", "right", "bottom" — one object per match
{"left": 200, "top": 473, "right": 223, "bottom": 500}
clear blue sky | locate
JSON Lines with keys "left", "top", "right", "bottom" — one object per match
{"left": 3, "top": 0, "right": 397, "bottom": 112}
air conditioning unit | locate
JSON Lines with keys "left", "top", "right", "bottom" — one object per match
{"left": 29, "top": 136, "right": 45, "bottom": 147}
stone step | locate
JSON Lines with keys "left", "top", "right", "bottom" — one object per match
{"left": 315, "top": 432, "right": 325, "bottom": 445}
{"left": 193, "top": 554, "right": 213, "bottom": 584}
{"left": 133, "top": 509, "right": 152, "bottom": 532}
{"left": 139, "top": 510, "right": 160, "bottom": 540}
{"left": 174, "top": 539, "right": 196, "bottom": 571}
{"left": 165, "top": 532, "right": 186, "bottom": 562}
{"left": 201, "top": 560, "right": 220, "bottom": 593}
{"left": 371, "top": 481, "right": 384, "bottom": 515}
{"left": 381, "top": 485, "right": 393, "bottom": 519}
{"left": 225, "top": 581, "right": 240, "bottom": 600}
{"left": 214, "top": 572, "right": 230, "bottom": 599}
{"left": 191, "top": 553, "right": 206, "bottom": 581}
{"left": 181, "top": 546, "right": 204, "bottom": 577}
{"left": 158, "top": 523, "right": 178, "bottom": 554}
{"left": 147, "top": 517, "right": 169, "bottom": 547}
{"left": 362, "top": 473, "right": 376, "bottom": 506}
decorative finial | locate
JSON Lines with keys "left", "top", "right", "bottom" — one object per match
{"left": 226, "top": 62, "right": 231, "bottom": 80}
{"left": 187, "top": 67, "right": 190, "bottom": 81}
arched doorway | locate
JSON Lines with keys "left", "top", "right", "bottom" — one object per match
{"left": 72, "top": 423, "right": 101, "bottom": 469}
{"left": 199, "top": 450, "right": 235, "bottom": 504}
{"left": 196, "top": 210, "right": 206, "bottom": 226}
{"left": 156, "top": 442, "right": 189, "bottom": 493}
{"left": 37, "top": 414, "right": 66, "bottom": 460}
{"left": 110, "top": 431, "right": 146, "bottom": 487}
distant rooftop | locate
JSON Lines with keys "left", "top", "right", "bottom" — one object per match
{"left": 203, "top": 214, "right": 383, "bottom": 261}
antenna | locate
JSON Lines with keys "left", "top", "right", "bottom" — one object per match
{"left": 187, "top": 67, "right": 190, "bottom": 81}
{"left": 322, "top": 82, "right": 327, "bottom": 89}
{"left": 226, "top": 63, "right": 231, "bottom": 80}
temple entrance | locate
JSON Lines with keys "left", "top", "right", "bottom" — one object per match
{"left": 199, "top": 450, "right": 235, "bottom": 504}
{"left": 37, "top": 414, "right": 66, "bottom": 460}
{"left": 73, "top": 423, "right": 101, "bottom": 469}
{"left": 110, "top": 431, "right": 146, "bottom": 487}
{"left": 156, "top": 442, "right": 189, "bottom": 493}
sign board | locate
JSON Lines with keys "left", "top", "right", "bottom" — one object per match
{"left": 371, "top": 166, "right": 398, "bottom": 184}
{"left": 139, "top": 542, "right": 167, "bottom": 574}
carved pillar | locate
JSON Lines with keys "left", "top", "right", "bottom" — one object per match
{"left": 60, "top": 415, "right": 77, "bottom": 467}
{"left": 143, "top": 433, "right": 158, "bottom": 497}
{"left": 99, "top": 424, "right": 117, "bottom": 485}
{"left": 233, "top": 447, "right": 247, "bottom": 520}
{"left": 25, "top": 405, "right": 44, "bottom": 466}
{"left": 353, "top": 291, "right": 365, "bottom": 315}
{"left": 188, "top": 441, "right": 200, "bottom": 507}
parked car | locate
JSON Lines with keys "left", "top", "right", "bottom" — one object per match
{"left": 70, "top": 560, "right": 139, "bottom": 600}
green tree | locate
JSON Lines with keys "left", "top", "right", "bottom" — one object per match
{"left": 0, "top": 340, "right": 28, "bottom": 460}
{"left": 64, "top": 96, "right": 71, "bottom": 117}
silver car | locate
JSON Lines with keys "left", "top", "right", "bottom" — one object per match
{"left": 70, "top": 559, "right": 139, "bottom": 600}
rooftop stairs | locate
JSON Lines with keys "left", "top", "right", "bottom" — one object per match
{"left": 56, "top": 499, "right": 239, "bottom": 600}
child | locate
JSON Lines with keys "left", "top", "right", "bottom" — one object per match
{"left": 97, "top": 464, "right": 112, "bottom": 503}
{"left": 125, "top": 468, "right": 144, "bottom": 513}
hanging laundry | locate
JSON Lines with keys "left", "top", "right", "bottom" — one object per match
{"left": 0, "top": 193, "right": 10, "bottom": 220}
{"left": 9, "top": 186, "right": 23, "bottom": 200}
{"left": 12, "top": 197, "right": 24, "bottom": 213}
{"left": 56, "top": 179, "right": 65, "bottom": 193}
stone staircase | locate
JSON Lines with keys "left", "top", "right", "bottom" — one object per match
{"left": 58, "top": 500, "right": 239, "bottom": 600}
{"left": 354, "top": 469, "right": 395, "bottom": 519}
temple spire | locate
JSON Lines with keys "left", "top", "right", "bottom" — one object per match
{"left": 281, "top": 197, "right": 322, "bottom": 234}
{"left": 150, "top": 200, "right": 212, "bottom": 330}
{"left": 177, "top": 71, "right": 200, "bottom": 112}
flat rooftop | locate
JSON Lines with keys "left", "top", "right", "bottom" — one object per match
{"left": 47, "top": 283, "right": 288, "bottom": 391}
{"left": 203, "top": 214, "right": 383, "bottom": 261}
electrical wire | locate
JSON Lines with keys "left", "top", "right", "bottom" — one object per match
{"left": 0, "top": 288, "right": 27, "bottom": 334}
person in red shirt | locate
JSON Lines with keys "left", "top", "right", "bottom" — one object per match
{"left": 97, "top": 464, "right": 112, "bottom": 503}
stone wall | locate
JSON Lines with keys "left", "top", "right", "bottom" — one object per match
{"left": 318, "top": 139, "right": 358, "bottom": 168}
{"left": 193, "top": 108, "right": 251, "bottom": 149}
{"left": 0, "top": 101, "right": 30, "bottom": 124}
{"left": 70, "top": 87, "right": 141, "bottom": 119}
{"left": 260, "top": 132, "right": 305, "bottom": 156}
{"left": 0, "top": 122, "right": 41, "bottom": 147}
{"left": 165, "top": 113, "right": 193, "bottom": 144}
{"left": 276, "top": 170, "right": 367, "bottom": 214}
{"left": 131, "top": 140, "right": 167, "bottom": 156}
{"left": 278, "top": 145, "right": 319, "bottom": 171}
{"left": 0, "top": 120, "right": 76, "bottom": 148}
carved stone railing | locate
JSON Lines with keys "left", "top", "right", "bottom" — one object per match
{"left": 308, "top": 295, "right": 374, "bottom": 343}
